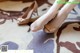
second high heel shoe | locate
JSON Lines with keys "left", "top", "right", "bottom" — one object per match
{"left": 18, "top": 1, "right": 39, "bottom": 26}
{"left": 18, "top": 16, "right": 39, "bottom": 26}
{"left": 44, "top": 13, "right": 68, "bottom": 33}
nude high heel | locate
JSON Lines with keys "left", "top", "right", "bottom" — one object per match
{"left": 18, "top": 1, "right": 39, "bottom": 26}
{"left": 43, "top": 1, "right": 78, "bottom": 33}
{"left": 44, "top": 13, "right": 68, "bottom": 33}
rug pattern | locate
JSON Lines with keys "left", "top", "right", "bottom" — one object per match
{"left": 0, "top": 1, "right": 80, "bottom": 53}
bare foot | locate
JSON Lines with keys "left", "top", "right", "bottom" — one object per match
{"left": 44, "top": 0, "right": 78, "bottom": 33}
{"left": 30, "top": 0, "right": 67, "bottom": 32}
{"left": 31, "top": 0, "right": 69, "bottom": 32}
{"left": 31, "top": 12, "right": 58, "bottom": 32}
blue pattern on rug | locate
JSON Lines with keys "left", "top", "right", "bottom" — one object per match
{"left": 27, "top": 31, "right": 54, "bottom": 53}
{"left": 0, "top": 41, "right": 18, "bottom": 50}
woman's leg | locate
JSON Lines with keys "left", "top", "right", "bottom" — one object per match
{"left": 31, "top": 0, "right": 66, "bottom": 32}
{"left": 44, "top": 0, "right": 80, "bottom": 33}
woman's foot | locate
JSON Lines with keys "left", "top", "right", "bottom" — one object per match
{"left": 31, "top": 0, "right": 78, "bottom": 32}
{"left": 44, "top": 1, "right": 78, "bottom": 33}
{"left": 30, "top": 0, "right": 65, "bottom": 32}
{"left": 31, "top": 12, "right": 58, "bottom": 32}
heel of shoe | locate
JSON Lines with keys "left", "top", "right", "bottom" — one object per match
{"left": 33, "top": 1, "right": 38, "bottom": 16}
{"left": 35, "top": 9, "right": 38, "bottom": 16}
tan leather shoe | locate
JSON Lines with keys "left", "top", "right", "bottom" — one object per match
{"left": 18, "top": 1, "right": 39, "bottom": 26}
{"left": 44, "top": 13, "right": 68, "bottom": 33}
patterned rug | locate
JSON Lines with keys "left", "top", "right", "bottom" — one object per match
{"left": 0, "top": 1, "right": 80, "bottom": 53}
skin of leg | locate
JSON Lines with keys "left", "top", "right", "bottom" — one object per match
{"left": 30, "top": 0, "right": 67, "bottom": 32}
{"left": 44, "top": 0, "right": 80, "bottom": 33}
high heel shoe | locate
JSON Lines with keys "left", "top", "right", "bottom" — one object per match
{"left": 18, "top": 1, "right": 38, "bottom": 26}
{"left": 18, "top": 16, "right": 40, "bottom": 26}
{"left": 44, "top": 19, "right": 57, "bottom": 33}
{"left": 44, "top": 13, "right": 68, "bottom": 33}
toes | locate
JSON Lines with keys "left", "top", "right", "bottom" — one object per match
{"left": 30, "top": 22, "right": 43, "bottom": 32}
{"left": 30, "top": 22, "right": 37, "bottom": 32}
